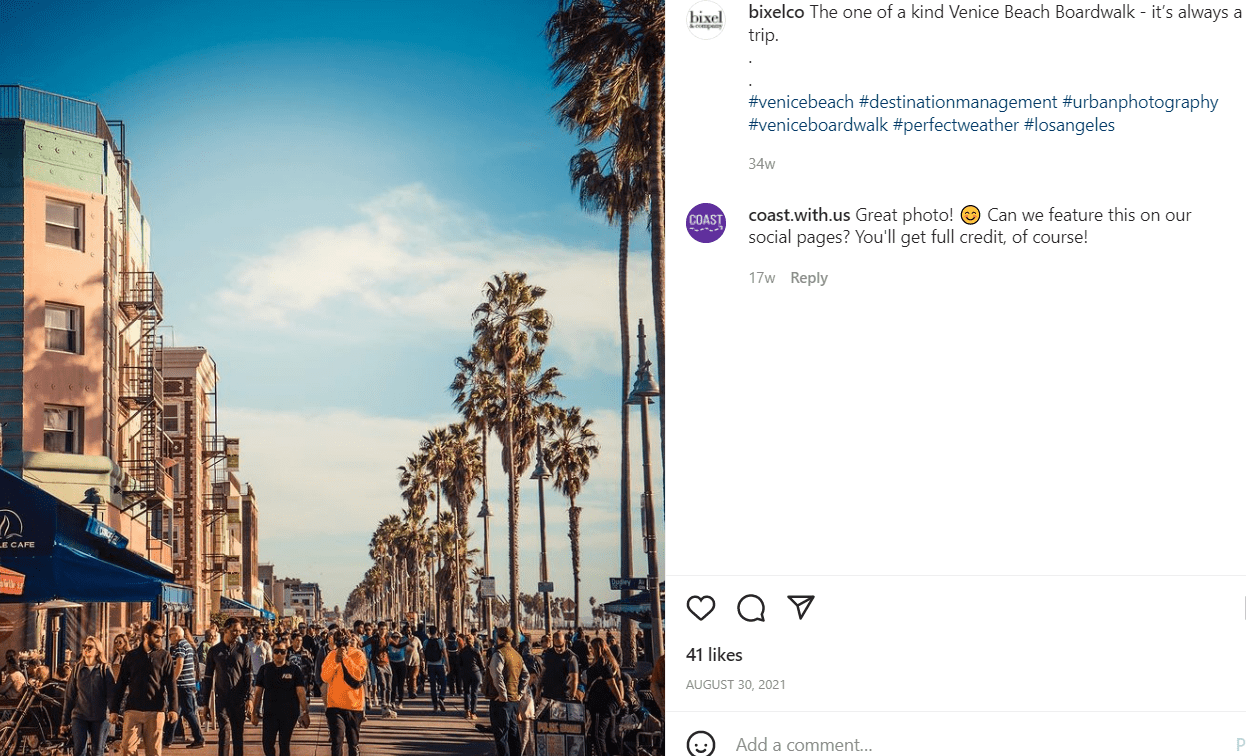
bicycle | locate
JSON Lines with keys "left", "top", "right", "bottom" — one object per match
{"left": 0, "top": 683, "right": 71, "bottom": 756}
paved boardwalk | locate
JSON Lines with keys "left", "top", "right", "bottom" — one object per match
{"left": 190, "top": 696, "right": 495, "bottom": 756}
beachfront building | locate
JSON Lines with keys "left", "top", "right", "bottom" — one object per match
{"left": 0, "top": 85, "right": 190, "bottom": 657}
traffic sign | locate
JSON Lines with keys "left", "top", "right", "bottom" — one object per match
{"left": 538, "top": 581, "right": 555, "bottom": 593}
{"left": 480, "top": 577, "right": 497, "bottom": 598}
{"left": 609, "top": 577, "right": 648, "bottom": 591}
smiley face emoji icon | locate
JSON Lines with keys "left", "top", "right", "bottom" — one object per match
{"left": 687, "top": 731, "right": 716, "bottom": 756}
{"left": 961, "top": 205, "right": 981, "bottom": 225}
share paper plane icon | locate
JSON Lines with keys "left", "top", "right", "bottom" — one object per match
{"left": 787, "top": 595, "right": 815, "bottom": 620}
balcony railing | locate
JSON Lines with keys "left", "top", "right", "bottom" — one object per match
{"left": 0, "top": 85, "right": 119, "bottom": 154}
{"left": 119, "top": 271, "right": 164, "bottom": 318}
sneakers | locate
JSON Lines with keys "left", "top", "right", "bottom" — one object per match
{"left": 187, "top": 742, "right": 205, "bottom": 749}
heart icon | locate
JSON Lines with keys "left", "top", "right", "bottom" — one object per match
{"left": 687, "top": 595, "right": 716, "bottom": 621}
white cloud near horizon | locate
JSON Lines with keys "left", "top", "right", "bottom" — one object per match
{"left": 215, "top": 183, "right": 656, "bottom": 377}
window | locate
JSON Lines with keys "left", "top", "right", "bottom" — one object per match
{"left": 45, "top": 199, "right": 83, "bottom": 251}
{"left": 163, "top": 402, "right": 181, "bottom": 433}
{"left": 43, "top": 405, "right": 82, "bottom": 453}
{"left": 44, "top": 304, "right": 82, "bottom": 353}
{"left": 171, "top": 461, "right": 183, "bottom": 496}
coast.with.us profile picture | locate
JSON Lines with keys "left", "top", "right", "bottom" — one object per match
{"left": 686, "top": 203, "right": 726, "bottom": 243}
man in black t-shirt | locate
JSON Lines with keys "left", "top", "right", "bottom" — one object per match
{"left": 251, "top": 641, "right": 310, "bottom": 756}
{"left": 539, "top": 632, "right": 579, "bottom": 702}
{"left": 570, "top": 628, "right": 590, "bottom": 671}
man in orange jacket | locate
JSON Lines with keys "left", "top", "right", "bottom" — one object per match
{"left": 319, "top": 630, "right": 367, "bottom": 756}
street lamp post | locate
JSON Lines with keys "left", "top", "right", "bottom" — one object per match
{"left": 531, "top": 434, "right": 553, "bottom": 636}
{"left": 477, "top": 496, "right": 492, "bottom": 630}
{"left": 627, "top": 319, "right": 663, "bottom": 663}
{"left": 452, "top": 527, "right": 463, "bottom": 632}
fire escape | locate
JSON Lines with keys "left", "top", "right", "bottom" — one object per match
{"left": 201, "top": 399, "right": 239, "bottom": 584}
{"left": 117, "top": 270, "right": 172, "bottom": 528}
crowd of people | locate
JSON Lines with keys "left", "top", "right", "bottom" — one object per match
{"left": 1, "top": 618, "right": 664, "bottom": 756}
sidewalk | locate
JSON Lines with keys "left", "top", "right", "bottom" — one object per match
{"left": 188, "top": 695, "right": 495, "bottom": 756}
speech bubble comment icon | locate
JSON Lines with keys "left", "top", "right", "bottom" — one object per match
{"left": 687, "top": 596, "right": 715, "bottom": 621}
{"left": 687, "top": 731, "right": 716, "bottom": 756}
{"left": 737, "top": 594, "right": 766, "bottom": 622}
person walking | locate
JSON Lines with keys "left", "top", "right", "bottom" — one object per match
{"left": 486, "top": 627, "right": 529, "bottom": 756}
{"left": 60, "top": 635, "right": 114, "bottom": 756}
{"left": 109, "top": 621, "right": 178, "bottom": 756}
{"left": 583, "top": 638, "right": 625, "bottom": 756}
{"left": 251, "top": 640, "right": 310, "bottom": 756}
{"left": 457, "top": 633, "right": 485, "bottom": 720}
{"left": 446, "top": 632, "right": 461, "bottom": 698}
{"left": 423, "top": 628, "right": 448, "bottom": 713}
{"left": 570, "top": 629, "right": 590, "bottom": 672}
{"left": 605, "top": 633, "right": 621, "bottom": 669}
{"left": 406, "top": 627, "right": 424, "bottom": 702}
{"left": 385, "top": 632, "right": 409, "bottom": 709}
{"left": 285, "top": 635, "right": 315, "bottom": 701}
{"left": 162, "top": 626, "right": 204, "bottom": 749}
{"left": 200, "top": 618, "right": 253, "bottom": 756}
{"left": 196, "top": 629, "right": 219, "bottom": 731}
{"left": 246, "top": 630, "right": 272, "bottom": 686}
{"left": 320, "top": 630, "right": 367, "bottom": 756}
{"left": 372, "top": 640, "right": 395, "bottom": 718}
{"left": 538, "top": 632, "right": 579, "bottom": 703}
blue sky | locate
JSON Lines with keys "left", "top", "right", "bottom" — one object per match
{"left": 1, "top": 0, "right": 663, "bottom": 612}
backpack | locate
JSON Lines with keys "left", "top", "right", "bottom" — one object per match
{"left": 425, "top": 639, "right": 444, "bottom": 664}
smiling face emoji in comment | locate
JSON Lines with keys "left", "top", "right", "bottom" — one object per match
{"left": 687, "top": 732, "right": 716, "bottom": 756}
{"left": 961, "top": 205, "right": 981, "bottom": 225}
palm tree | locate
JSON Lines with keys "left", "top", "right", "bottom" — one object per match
{"left": 544, "top": 405, "right": 600, "bottom": 627}
{"left": 471, "top": 272, "right": 554, "bottom": 637}
{"left": 568, "top": 120, "right": 648, "bottom": 652}
{"left": 440, "top": 425, "right": 482, "bottom": 629}
{"left": 399, "top": 452, "right": 436, "bottom": 618}
{"left": 451, "top": 344, "right": 504, "bottom": 627}
{"left": 420, "top": 427, "right": 456, "bottom": 627}
{"left": 370, "top": 515, "right": 403, "bottom": 620}
{"left": 547, "top": 0, "right": 666, "bottom": 465}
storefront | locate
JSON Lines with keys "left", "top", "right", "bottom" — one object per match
{"left": 0, "top": 468, "right": 192, "bottom": 664}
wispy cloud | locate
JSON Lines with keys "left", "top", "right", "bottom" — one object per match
{"left": 215, "top": 183, "right": 655, "bottom": 377}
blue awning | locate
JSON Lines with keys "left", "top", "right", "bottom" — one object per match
{"left": 221, "top": 596, "right": 275, "bottom": 620}
{"left": 0, "top": 468, "right": 179, "bottom": 605}
{"left": 6, "top": 541, "right": 168, "bottom": 603}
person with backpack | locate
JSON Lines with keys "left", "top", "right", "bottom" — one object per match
{"left": 320, "top": 630, "right": 367, "bottom": 756}
{"left": 423, "top": 628, "right": 448, "bottom": 713}
{"left": 60, "top": 635, "right": 114, "bottom": 756}
{"left": 456, "top": 633, "right": 485, "bottom": 720}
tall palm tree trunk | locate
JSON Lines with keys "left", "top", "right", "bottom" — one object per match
{"left": 480, "top": 430, "right": 492, "bottom": 631}
{"left": 618, "top": 212, "right": 637, "bottom": 668}
{"left": 647, "top": 68, "right": 665, "bottom": 474}
{"left": 506, "top": 369, "right": 521, "bottom": 638}
{"left": 569, "top": 497, "right": 582, "bottom": 628}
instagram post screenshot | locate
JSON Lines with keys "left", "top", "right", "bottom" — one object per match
{"left": 1, "top": 1, "right": 1244, "bottom": 756}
